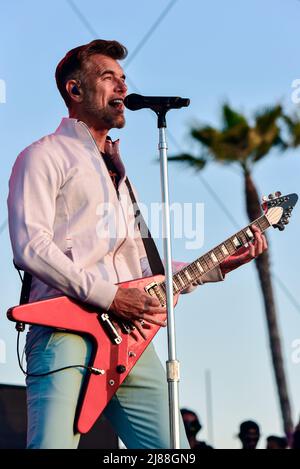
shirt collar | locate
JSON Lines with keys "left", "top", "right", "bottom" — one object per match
{"left": 55, "top": 117, "right": 126, "bottom": 182}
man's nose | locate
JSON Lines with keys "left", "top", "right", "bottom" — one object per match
{"left": 116, "top": 79, "right": 127, "bottom": 94}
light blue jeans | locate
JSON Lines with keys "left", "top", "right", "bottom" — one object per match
{"left": 25, "top": 326, "right": 189, "bottom": 449}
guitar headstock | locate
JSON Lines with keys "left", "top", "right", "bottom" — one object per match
{"left": 262, "top": 192, "right": 298, "bottom": 231}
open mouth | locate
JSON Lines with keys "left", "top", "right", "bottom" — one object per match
{"left": 108, "top": 98, "right": 124, "bottom": 111}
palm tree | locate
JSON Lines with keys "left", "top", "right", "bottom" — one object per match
{"left": 168, "top": 103, "right": 297, "bottom": 438}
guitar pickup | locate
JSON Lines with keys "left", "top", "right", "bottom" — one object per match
{"left": 99, "top": 313, "right": 122, "bottom": 345}
{"left": 145, "top": 282, "right": 166, "bottom": 306}
{"left": 144, "top": 282, "right": 158, "bottom": 296}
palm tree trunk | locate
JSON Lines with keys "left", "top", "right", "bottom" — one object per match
{"left": 244, "top": 170, "right": 293, "bottom": 438}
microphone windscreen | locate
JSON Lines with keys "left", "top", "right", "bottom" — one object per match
{"left": 124, "top": 93, "right": 143, "bottom": 111}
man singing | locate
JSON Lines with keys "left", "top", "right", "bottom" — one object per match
{"left": 7, "top": 39, "right": 267, "bottom": 449}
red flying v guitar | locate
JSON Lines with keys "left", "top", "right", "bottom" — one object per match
{"left": 7, "top": 192, "right": 298, "bottom": 434}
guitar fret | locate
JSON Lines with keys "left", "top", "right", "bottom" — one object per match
{"left": 232, "top": 235, "right": 243, "bottom": 249}
{"left": 195, "top": 263, "right": 203, "bottom": 279}
{"left": 255, "top": 217, "right": 266, "bottom": 232}
{"left": 199, "top": 257, "right": 209, "bottom": 271}
{"left": 207, "top": 253, "right": 216, "bottom": 268}
{"left": 155, "top": 212, "right": 276, "bottom": 302}
{"left": 225, "top": 239, "right": 236, "bottom": 255}
{"left": 215, "top": 246, "right": 225, "bottom": 262}
{"left": 204, "top": 254, "right": 214, "bottom": 269}
{"left": 220, "top": 243, "right": 230, "bottom": 256}
{"left": 188, "top": 264, "right": 198, "bottom": 281}
{"left": 172, "top": 279, "right": 179, "bottom": 293}
{"left": 173, "top": 275, "right": 181, "bottom": 291}
{"left": 196, "top": 260, "right": 205, "bottom": 274}
{"left": 181, "top": 271, "right": 190, "bottom": 285}
{"left": 190, "top": 263, "right": 200, "bottom": 280}
{"left": 259, "top": 216, "right": 270, "bottom": 231}
{"left": 156, "top": 213, "right": 275, "bottom": 301}
{"left": 238, "top": 230, "right": 248, "bottom": 245}
{"left": 177, "top": 273, "right": 187, "bottom": 288}
{"left": 209, "top": 251, "right": 218, "bottom": 264}
{"left": 245, "top": 226, "right": 254, "bottom": 241}
{"left": 184, "top": 269, "right": 192, "bottom": 282}
{"left": 220, "top": 245, "right": 227, "bottom": 259}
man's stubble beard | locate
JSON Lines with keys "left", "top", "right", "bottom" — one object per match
{"left": 83, "top": 93, "right": 125, "bottom": 129}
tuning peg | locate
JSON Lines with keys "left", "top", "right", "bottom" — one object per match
{"left": 275, "top": 191, "right": 282, "bottom": 197}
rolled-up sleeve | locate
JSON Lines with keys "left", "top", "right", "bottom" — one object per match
{"left": 7, "top": 144, "right": 117, "bottom": 310}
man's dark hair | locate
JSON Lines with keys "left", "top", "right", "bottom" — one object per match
{"left": 266, "top": 435, "right": 288, "bottom": 449}
{"left": 239, "top": 420, "right": 260, "bottom": 438}
{"left": 181, "top": 408, "right": 198, "bottom": 419}
{"left": 55, "top": 39, "right": 128, "bottom": 108}
{"left": 180, "top": 408, "right": 202, "bottom": 434}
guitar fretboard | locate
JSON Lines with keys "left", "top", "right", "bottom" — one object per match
{"left": 159, "top": 214, "right": 270, "bottom": 295}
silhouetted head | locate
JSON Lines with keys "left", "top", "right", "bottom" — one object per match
{"left": 238, "top": 420, "right": 260, "bottom": 449}
{"left": 181, "top": 408, "right": 202, "bottom": 438}
{"left": 266, "top": 435, "right": 288, "bottom": 449}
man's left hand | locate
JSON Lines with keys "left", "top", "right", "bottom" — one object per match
{"left": 220, "top": 225, "right": 268, "bottom": 276}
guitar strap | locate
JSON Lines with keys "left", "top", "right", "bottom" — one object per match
{"left": 14, "top": 177, "right": 164, "bottom": 304}
{"left": 12, "top": 260, "right": 32, "bottom": 306}
{"left": 19, "top": 271, "right": 33, "bottom": 305}
{"left": 125, "top": 177, "right": 164, "bottom": 276}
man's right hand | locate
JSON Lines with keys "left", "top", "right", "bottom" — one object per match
{"left": 109, "top": 287, "right": 167, "bottom": 339}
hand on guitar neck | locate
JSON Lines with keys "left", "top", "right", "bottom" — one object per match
{"left": 220, "top": 225, "right": 267, "bottom": 276}
{"left": 109, "top": 225, "right": 267, "bottom": 337}
{"left": 109, "top": 287, "right": 167, "bottom": 339}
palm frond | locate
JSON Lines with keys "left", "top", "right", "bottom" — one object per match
{"left": 170, "top": 103, "right": 298, "bottom": 173}
{"left": 282, "top": 114, "right": 300, "bottom": 147}
{"left": 222, "top": 103, "right": 248, "bottom": 130}
{"left": 190, "top": 126, "right": 219, "bottom": 147}
{"left": 255, "top": 105, "right": 282, "bottom": 134}
{"left": 168, "top": 153, "right": 207, "bottom": 171}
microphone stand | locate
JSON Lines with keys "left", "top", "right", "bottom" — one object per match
{"left": 124, "top": 93, "right": 190, "bottom": 448}
{"left": 156, "top": 108, "right": 181, "bottom": 449}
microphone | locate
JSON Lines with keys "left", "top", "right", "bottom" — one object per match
{"left": 124, "top": 93, "right": 190, "bottom": 111}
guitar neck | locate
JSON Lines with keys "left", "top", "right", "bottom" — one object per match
{"left": 160, "top": 214, "right": 271, "bottom": 294}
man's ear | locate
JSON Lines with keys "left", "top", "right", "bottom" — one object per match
{"left": 66, "top": 80, "right": 83, "bottom": 103}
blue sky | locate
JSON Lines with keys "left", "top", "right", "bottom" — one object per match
{"left": 0, "top": 0, "right": 300, "bottom": 449}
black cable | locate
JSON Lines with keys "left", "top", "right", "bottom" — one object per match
{"left": 17, "top": 331, "right": 103, "bottom": 377}
{"left": 66, "top": 0, "right": 98, "bottom": 37}
{"left": 124, "top": 0, "right": 178, "bottom": 69}
{"left": 16, "top": 267, "right": 23, "bottom": 283}
{"left": 65, "top": 0, "right": 300, "bottom": 318}
{"left": 2, "top": 0, "right": 298, "bottom": 322}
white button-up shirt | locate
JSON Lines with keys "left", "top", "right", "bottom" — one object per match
{"left": 7, "top": 118, "right": 222, "bottom": 310}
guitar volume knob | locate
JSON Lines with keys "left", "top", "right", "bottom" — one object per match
{"left": 116, "top": 365, "right": 126, "bottom": 374}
